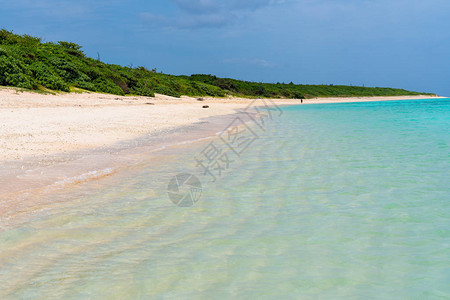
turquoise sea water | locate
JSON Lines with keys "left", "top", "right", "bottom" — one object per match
{"left": 0, "top": 99, "right": 449, "bottom": 299}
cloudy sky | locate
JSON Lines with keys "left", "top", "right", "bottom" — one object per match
{"left": 2, "top": 0, "right": 449, "bottom": 95}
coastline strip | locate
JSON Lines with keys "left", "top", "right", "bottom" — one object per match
{"left": 0, "top": 89, "right": 445, "bottom": 220}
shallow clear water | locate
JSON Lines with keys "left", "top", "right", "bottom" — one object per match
{"left": 1, "top": 99, "right": 449, "bottom": 299}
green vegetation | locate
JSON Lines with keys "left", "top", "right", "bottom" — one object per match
{"left": 187, "top": 75, "right": 434, "bottom": 98}
{"left": 0, "top": 30, "right": 434, "bottom": 99}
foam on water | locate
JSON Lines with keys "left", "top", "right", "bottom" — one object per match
{"left": 0, "top": 99, "right": 449, "bottom": 299}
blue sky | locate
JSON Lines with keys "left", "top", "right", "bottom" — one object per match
{"left": 1, "top": 0, "right": 449, "bottom": 96}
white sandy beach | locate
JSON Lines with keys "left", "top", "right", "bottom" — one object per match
{"left": 0, "top": 87, "right": 443, "bottom": 162}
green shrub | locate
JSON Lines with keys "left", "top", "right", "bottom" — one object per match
{"left": 111, "top": 76, "right": 129, "bottom": 94}
{"left": 19, "top": 34, "right": 42, "bottom": 47}
{"left": 29, "top": 62, "right": 69, "bottom": 91}
{"left": 40, "top": 75, "right": 69, "bottom": 91}
{"left": 49, "top": 57, "right": 79, "bottom": 80}
{"left": 0, "top": 56, "right": 35, "bottom": 89}
{"left": 75, "top": 80, "right": 96, "bottom": 92}
{"left": 5, "top": 73, "right": 35, "bottom": 89}
{"left": 0, "top": 29, "right": 18, "bottom": 45}
{"left": 190, "top": 81, "right": 226, "bottom": 96}
{"left": 0, "top": 56, "right": 23, "bottom": 75}
{"left": 130, "top": 79, "right": 155, "bottom": 97}
{"left": 80, "top": 64, "right": 103, "bottom": 80}
{"left": 58, "top": 41, "right": 82, "bottom": 51}
{"left": 0, "top": 47, "right": 8, "bottom": 56}
{"left": 93, "top": 77, "right": 125, "bottom": 95}
{"left": 153, "top": 85, "right": 180, "bottom": 98}
{"left": 58, "top": 41, "right": 85, "bottom": 57}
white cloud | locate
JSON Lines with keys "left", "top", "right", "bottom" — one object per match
{"left": 141, "top": 0, "right": 287, "bottom": 29}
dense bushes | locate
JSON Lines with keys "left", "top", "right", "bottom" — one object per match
{"left": 30, "top": 62, "right": 69, "bottom": 91}
{"left": 189, "top": 74, "right": 432, "bottom": 98}
{"left": 93, "top": 77, "right": 125, "bottom": 95}
{"left": 0, "top": 56, "right": 35, "bottom": 89}
{"left": 0, "top": 29, "right": 434, "bottom": 98}
{"left": 130, "top": 79, "right": 155, "bottom": 97}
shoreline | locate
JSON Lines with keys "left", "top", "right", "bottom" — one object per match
{"left": 0, "top": 88, "right": 445, "bottom": 219}
{"left": 0, "top": 88, "right": 444, "bottom": 162}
